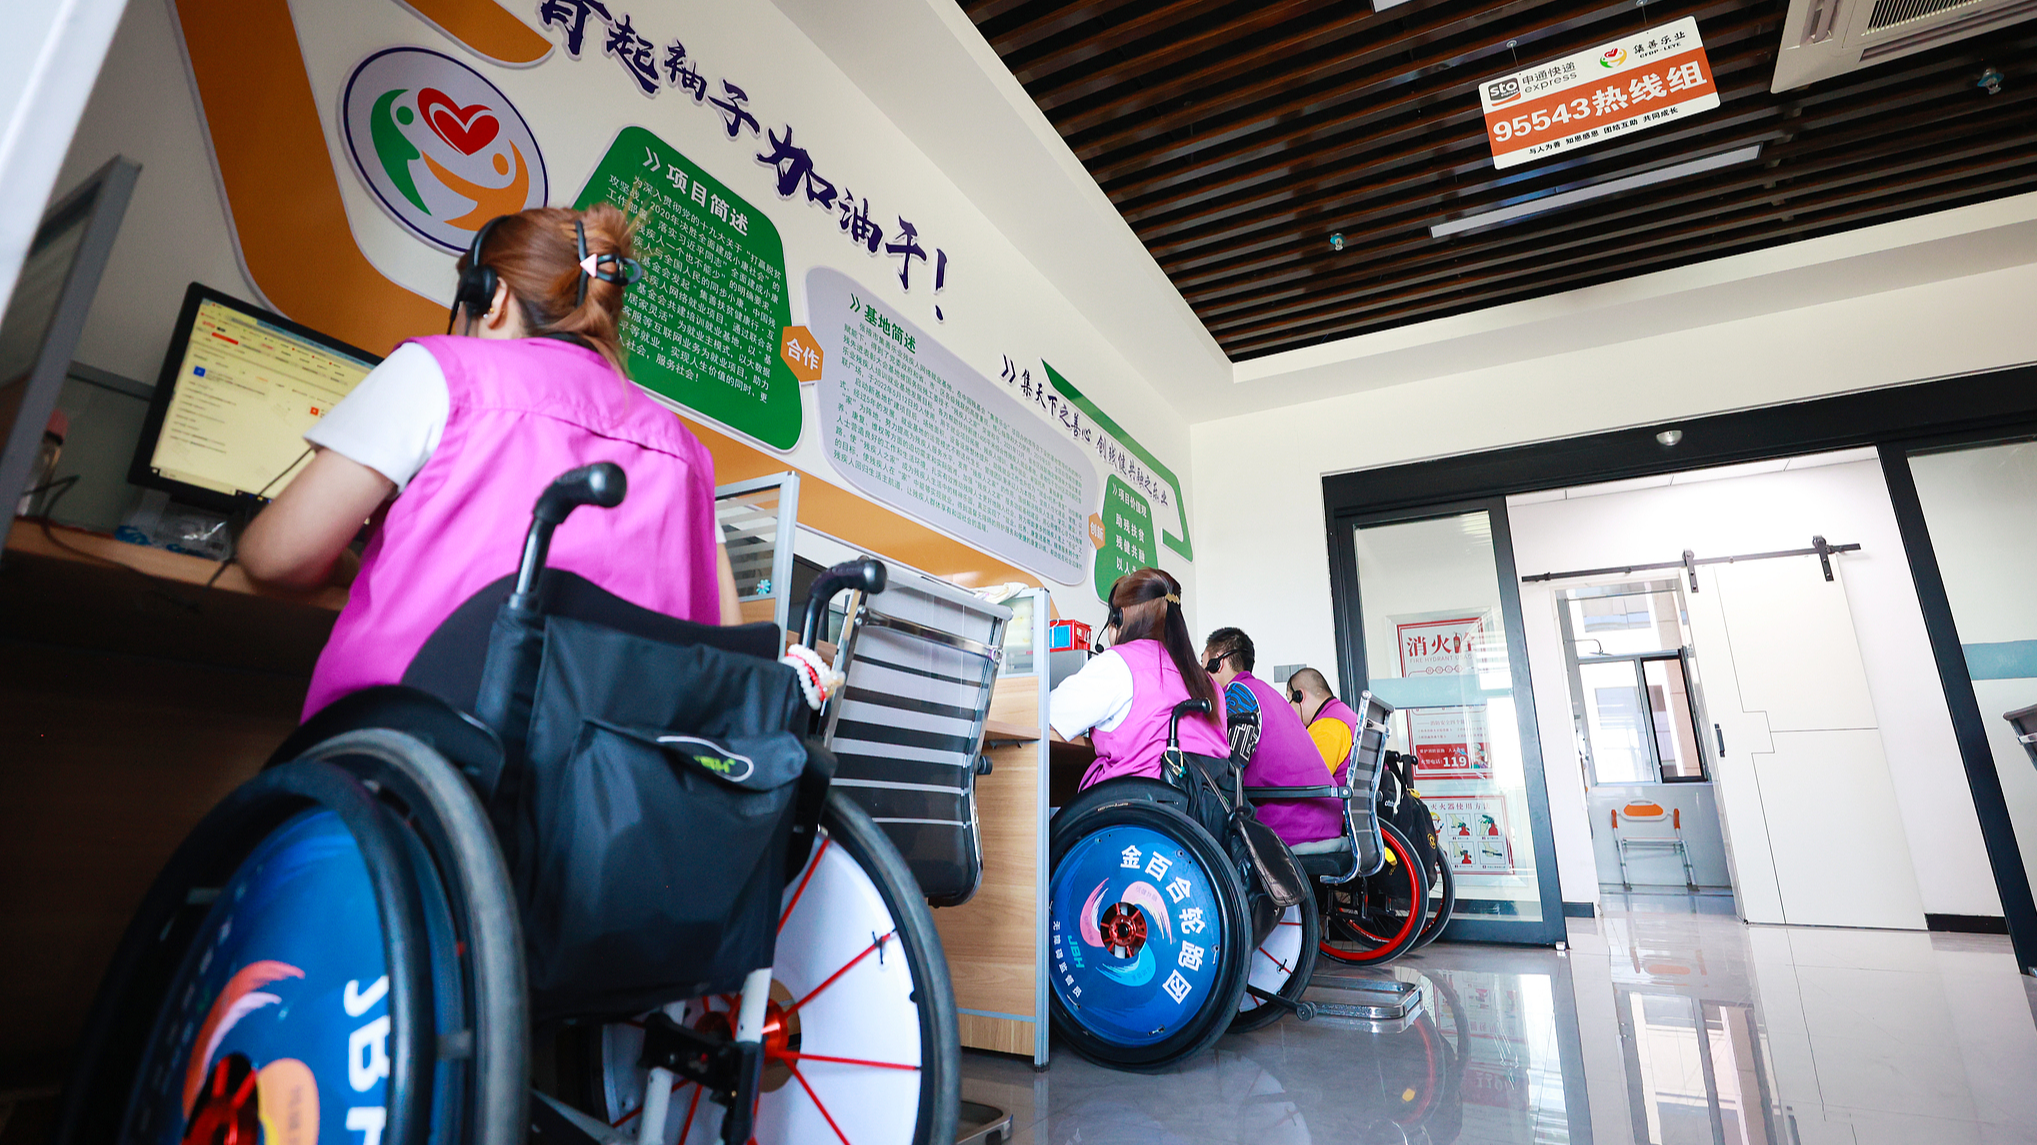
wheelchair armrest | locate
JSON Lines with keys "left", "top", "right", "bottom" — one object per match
{"left": 1244, "top": 785, "right": 1348, "bottom": 801}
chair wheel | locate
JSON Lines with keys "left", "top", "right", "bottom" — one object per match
{"left": 1047, "top": 798, "right": 1250, "bottom": 1071}
{"left": 1294, "top": 1001, "right": 1318, "bottom": 1022}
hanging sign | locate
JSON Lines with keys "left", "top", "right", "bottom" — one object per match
{"left": 1477, "top": 16, "right": 1718, "bottom": 170}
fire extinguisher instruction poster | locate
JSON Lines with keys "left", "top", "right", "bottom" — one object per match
{"left": 1431, "top": 796, "right": 1517, "bottom": 876}
{"left": 1394, "top": 611, "right": 1494, "bottom": 781}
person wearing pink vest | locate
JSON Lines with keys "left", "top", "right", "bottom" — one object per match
{"left": 1048, "top": 568, "right": 1228, "bottom": 789}
{"left": 1202, "top": 628, "right": 1344, "bottom": 847}
{"left": 237, "top": 205, "right": 741, "bottom": 719}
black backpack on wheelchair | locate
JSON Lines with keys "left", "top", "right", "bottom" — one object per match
{"left": 57, "top": 464, "right": 959, "bottom": 1145}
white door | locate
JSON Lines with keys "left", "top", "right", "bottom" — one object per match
{"left": 1683, "top": 555, "right": 1925, "bottom": 929}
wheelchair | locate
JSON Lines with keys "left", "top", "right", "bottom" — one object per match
{"left": 1242, "top": 692, "right": 1443, "bottom": 967}
{"left": 55, "top": 464, "right": 958, "bottom": 1145}
{"left": 1047, "top": 698, "right": 1321, "bottom": 1071}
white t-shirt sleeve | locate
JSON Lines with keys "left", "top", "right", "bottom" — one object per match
{"left": 1049, "top": 649, "right": 1136, "bottom": 739}
{"left": 303, "top": 342, "right": 451, "bottom": 492}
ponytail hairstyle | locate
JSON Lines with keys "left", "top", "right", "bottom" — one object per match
{"left": 1109, "top": 567, "right": 1220, "bottom": 733}
{"left": 455, "top": 203, "right": 637, "bottom": 375}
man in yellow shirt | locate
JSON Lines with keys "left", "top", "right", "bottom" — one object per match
{"left": 1289, "top": 668, "right": 1360, "bottom": 779}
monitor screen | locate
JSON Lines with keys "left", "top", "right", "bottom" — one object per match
{"left": 132, "top": 285, "right": 380, "bottom": 509}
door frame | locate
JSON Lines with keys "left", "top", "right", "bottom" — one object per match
{"left": 1329, "top": 496, "right": 1567, "bottom": 945}
{"left": 1881, "top": 432, "right": 2037, "bottom": 972}
{"left": 1319, "top": 363, "right": 2037, "bottom": 968}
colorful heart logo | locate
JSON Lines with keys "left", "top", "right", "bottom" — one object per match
{"left": 418, "top": 87, "right": 498, "bottom": 155}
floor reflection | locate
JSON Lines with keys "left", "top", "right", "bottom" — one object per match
{"left": 962, "top": 894, "right": 2037, "bottom": 1144}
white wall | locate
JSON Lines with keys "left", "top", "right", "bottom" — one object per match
{"left": 48, "top": 0, "right": 1206, "bottom": 629}
{"left": 49, "top": 0, "right": 248, "bottom": 385}
{"left": 1504, "top": 455, "right": 1999, "bottom": 917}
{"left": 0, "top": 0, "right": 126, "bottom": 322}
{"left": 1190, "top": 256, "right": 2037, "bottom": 701}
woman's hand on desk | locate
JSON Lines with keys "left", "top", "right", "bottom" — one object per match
{"left": 238, "top": 448, "right": 393, "bottom": 589}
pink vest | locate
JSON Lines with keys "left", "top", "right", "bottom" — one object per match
{"left": 303, "top": 336, "right": 722, "bottom": 719}
{"left": 1234, "top": 671, "right": 1345, "bottom": 845}
{"left": 1081, "top": 640, "right": 1229, "bottom": 789}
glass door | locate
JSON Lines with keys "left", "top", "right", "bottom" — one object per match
{"left": 1898, "top": 437, "right": 2037, "bottom": 967}
{"left": 1334, "top": 500, "right": 1565, "bottom": 943}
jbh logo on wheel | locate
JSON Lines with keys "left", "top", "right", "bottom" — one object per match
{"left": 341, "top": 47, "right": 549, "bottom": 252}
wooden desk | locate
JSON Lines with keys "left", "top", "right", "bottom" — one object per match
{"left": 0, "top": 521, "right": 340, "bottom": 1084}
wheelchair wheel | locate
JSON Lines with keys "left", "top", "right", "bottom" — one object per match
{"left": 1317, "top": 820, "right": 1430, "bottom": 965}
{"left": 1228, "top": 899, "right": 1319, "bottom": 1034}
{"left": 55, "top": 760, "right": 446, "bottom": 1145}
{"left": 577, "top": 791, "right": 959, "bottom": 1145}
{"left": 1412, "top": 850, "right": 1455, "bottom": 950}
{"left": 1048, "top": 799, "right": 1251, "bottom": 1071}
{"left": 291, "top": 730, "right": 528, "bottom": 1145}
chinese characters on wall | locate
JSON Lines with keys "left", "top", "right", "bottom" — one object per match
{"left": 808, "top": 267, "right": 1094, "bottom": 584}
{"left": 537, "top": 0, "right": 953, "bottom": 317}
{"left": 574, "top": 127, "right": 801, "bottom": 448}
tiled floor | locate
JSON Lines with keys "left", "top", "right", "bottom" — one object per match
{"left": 962, "top": 895, "right": 2037, "bottom": 1144}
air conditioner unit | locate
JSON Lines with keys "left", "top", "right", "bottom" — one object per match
{"left": 1770, "top": 0, "right": 2037, "bottom": 90}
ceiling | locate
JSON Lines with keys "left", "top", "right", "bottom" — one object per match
{"left": 956, "top": 0, "right": 2037, "bottom": 361}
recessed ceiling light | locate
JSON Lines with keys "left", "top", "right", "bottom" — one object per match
{"left": 1656, "top": 429, "right": 1684, "bottom": 447}
{"left": 1430, "top": 143, "right": 1764, "bottom": 239}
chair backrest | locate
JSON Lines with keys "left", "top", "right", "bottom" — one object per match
{"left": 1343, "top": 690, "right": 1395, "bottom": 877}
{"left": 820, "top": 564, "right": 1011, "bottom": 906}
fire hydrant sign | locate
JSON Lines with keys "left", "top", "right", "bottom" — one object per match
{"left": 1477, "top": 16, "right": 1718, "bottom": 170}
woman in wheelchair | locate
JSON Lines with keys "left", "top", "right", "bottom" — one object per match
{"left": 235, "top": 204, "right": 743, "bottom": 719}
{"left": 1047, "top": 567, "right": 1227, "bottom": 778}
{"left": 1042, "top": 572, "right": 1319, "bottom": 1070}
{"left": 60, "top": 207, "right": 961, "bottom": 1145}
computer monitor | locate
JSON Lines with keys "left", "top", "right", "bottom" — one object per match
{"left": 131, "top": 284, "right": 381, "bottom": 512}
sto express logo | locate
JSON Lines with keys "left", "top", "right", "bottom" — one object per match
{"left": 341, "top": 47, "right": 549, "bottom": 252}
{"left": 1486, "top": 77, "right": 1522, "bottom": 106}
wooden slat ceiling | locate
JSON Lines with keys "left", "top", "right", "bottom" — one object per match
{"left": 958, "top": 0, "right": 2037, "bottom": 359}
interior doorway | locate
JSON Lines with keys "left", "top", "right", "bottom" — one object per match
{"left": 1555, "top": 581, "right": 1734, "bottom": 898}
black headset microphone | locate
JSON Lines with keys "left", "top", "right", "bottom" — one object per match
{"left": 446, "top": 215, "right": 643, "bottom": 335}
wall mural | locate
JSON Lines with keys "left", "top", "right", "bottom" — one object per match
{"left": 172, "top": 0, "right": 1195, "bottom": 599}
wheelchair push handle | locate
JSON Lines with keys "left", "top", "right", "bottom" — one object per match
{"left": 799, "top": 558, "right": 887, "bottom": 649}
{"left": 1167, "top": 697, "right": 1212, "bottom": 749}
{"left": 510, "top": 463, "right": 629, "bottom": 615}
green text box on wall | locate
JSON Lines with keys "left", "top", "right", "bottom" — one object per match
{"left": 1094, "top": 476, "right": 1155, "bottom": 603}
{"left": 575, "top": 126, "right": 801, "bottom": 449}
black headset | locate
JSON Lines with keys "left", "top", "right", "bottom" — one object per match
{"left": 447, "top": 216, "right": 642, "bottom": 334}
{"left": 448, "top": 215, "right": 507, "bottom": 334}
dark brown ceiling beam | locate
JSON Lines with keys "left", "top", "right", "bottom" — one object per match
{"left": 1201, "top": 125, "right": 2037, "bottom": 330}
{"left": 1013, "top": 0, "right": 1334, "bottom": 91}
{"left": 971, "top": 0, "right": 1148, "bottom": 57}
{"left": 1053, "top": 0, "right": 1642, "bottom": 146}
{"left": 1102, "top": 8, "right": 1777, "bottom": 213}
{"left": 1026, "top": 1, "right": 1372, "bottom": 113}
{"left": 1141, "top": 78, "right": 1779, "bottom": 270}
{"left": 1191, "top": 102, "right": 2031, "bottom": 315}
{"left": 1086, "top": 0, "right": 1760, "bottom": 188}
{"left": 1166, "top": 51, "right": 2029, "bottom": 293}
{"left": 1218, "top": 155, "right": 2037, "bottom": 354}
{"left": 1126, "top": 40, "right": 1777, "bottom": 244}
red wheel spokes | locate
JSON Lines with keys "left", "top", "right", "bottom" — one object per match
{"left": 774, "top": 1050, "right": 918, "bottom": 1072}
{"left": 787, "top": 1064, "right": 854, "bottom": 1145}
{"left": 779, "top": 836, "right": 832, "bottom": 933}
{"left": 678, "top": 1081, "right": 703, "bottom": 1143}
{"left": 1257, "top": 945, "right": 1295, "bottom": 975}
{"left": 784, "top": 930, "right": 895, "bottom": 1016}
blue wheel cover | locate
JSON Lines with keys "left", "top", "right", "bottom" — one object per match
{"left": 1050, "top": 823, "right": 1226, "bottom": 1047}
{"left": 125, "top": 810, "right": 392, "bottom": 1145}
